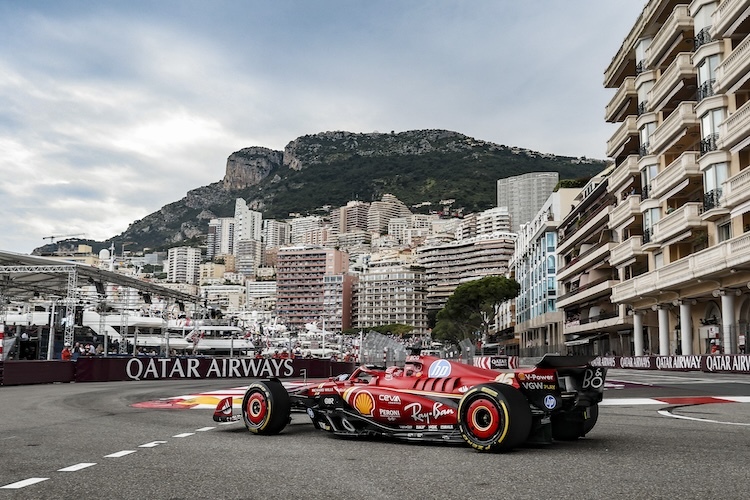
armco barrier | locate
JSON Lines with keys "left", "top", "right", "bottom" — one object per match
{"left": 0, "top": 357, "right": 356, "bottom": 386}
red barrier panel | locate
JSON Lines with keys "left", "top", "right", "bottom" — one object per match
{"left": 1, "top": 360, "right": 75, "bottom": 386}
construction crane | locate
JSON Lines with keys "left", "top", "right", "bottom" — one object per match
{"left": 42, "top": 233, "right": 87, "bottom": 243}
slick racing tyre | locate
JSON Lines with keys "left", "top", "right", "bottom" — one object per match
{"left": 551, "top": 403, "right": 599, "bottom": 441}
{"left": 458, "top": 383, "right": 532, "bottom": 452}
{"left": 242, "top": 380, "right": 291, "bottom": 435}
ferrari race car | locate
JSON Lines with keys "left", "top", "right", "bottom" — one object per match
{"left": 213, "top": 354, "right": 606, "bottom": 452}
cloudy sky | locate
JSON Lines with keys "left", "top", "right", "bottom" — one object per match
{"left": 0, "top": 0, "right": 645, "bottom": 254}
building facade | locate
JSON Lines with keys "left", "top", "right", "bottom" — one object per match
{"left": 513, "top": 189, "right": 580, "bottom": 356}
{"left": 416, "top": 232, "right": 516, "bottom": 313}
{"left": 355, "top": 256, "right": 428, "bottom": 334}
{"left": 166, "top": 246, "right": 201, "bottom": 285}
{"left": 604, "top": 0, "right": 750, "bottom": 356}
{"left": 275, "top": 246, "right": 350, "bottom": 331}
{"left": 497, "top": 172, "right": 560, "bottom": 231}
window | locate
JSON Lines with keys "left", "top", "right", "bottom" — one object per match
{"left": 637, "top": 79, "right": 654, "bottom": 114}
{"left": 704, "top": 162, "right": 728, "bottom": 210}
{"left": 697, "top": 55, "right": 720, "bottom": 101}
{"left": 718, "top": 221, "right": 731, "bottom": 242}
{"left": 639, "top": 122, "right": 656, "bottom": 156}
{"left": 641, "top": 163, "right": 658, "bottom": 198}
{"left": 635, "top": 38, "right": 651, "bottom": 73}
{"left": 700, "top": 108, "right": 725, "bottom": 154}
{"left": 654, "top": 251, "right": 664, "bottom": 269}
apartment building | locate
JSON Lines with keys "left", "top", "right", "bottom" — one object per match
{"left": 367, "top": 194, "right": 413, "bottom": 235}
{"left": 498, "top": 172, "right": 560, "bottom": 231}
{"left": 207, "top": 217, "right": 235, "bottom": 260}
{"left": 275, "top": 246, "right": 350, "bottom": 331}
{"left": 555, "top": 171, "right": 631, "bottom": 356}
{"left": 355, "top": 254, "right": 428, "bottom": 334}
{"left": 262, "top": 219, "right": 291, "bottom": 248}
{"left": 604, "top": 0, "right": 750, "bottom": 356}
{"left": 416, "top": 232, "right": 516, "bottom": 313}
{"left": 166, "top": 246, "right": 201, "bottom": 285}
{"left": 513, "top": 189, "right": 580, "bottom": 356}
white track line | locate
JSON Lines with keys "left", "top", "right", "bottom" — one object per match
{"left": 1, "top": 478, "right": 49, "bottom": 489}
{"left": 139, "top": 440, "right": 167, "bottom": 448}
{"left": 58, "top": 463, "right": 96, "bottom": 472}
{"left": 105, "top": 450, "right": 137, "bottom": 458}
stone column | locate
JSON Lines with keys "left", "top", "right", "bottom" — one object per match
{"left": 679, "top": 301, "right": 692, "bottom": 356}
{"left": 720, "top": 291, "right": 736, "bottom": 354}
{"left": 658, "top": 306, "right": 670, "bottom": 356}
{"left": 633, "top": 311, "right": 644, "bottom": 356}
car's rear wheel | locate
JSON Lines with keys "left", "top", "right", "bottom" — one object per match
{"left": 458, "top": 383, "right": 532, "bottom": 452}
{"left": 551, "top": 403, "right": 599, "bottom": 441}
{"left": 242, "top": 380, "right": 291, "bottom": 435}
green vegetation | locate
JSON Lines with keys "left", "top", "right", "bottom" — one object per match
{"left": 432, "top": 276, "right": 520, "bottom": 344}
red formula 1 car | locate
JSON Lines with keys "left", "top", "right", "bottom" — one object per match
{"left": 213, "top": 354, "right": 606, "bottom": 452}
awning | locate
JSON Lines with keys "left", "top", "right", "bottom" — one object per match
{"left": 658, "top": 178, "right": 689, "bottom": 203}
{"left": 564, "top": 337, "right": 593, "bottom": 346}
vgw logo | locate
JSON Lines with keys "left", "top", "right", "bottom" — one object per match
{"left": 428, "top": 359, "right": 452, "bottom": 378}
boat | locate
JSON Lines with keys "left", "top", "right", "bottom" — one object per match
{"left": 182, "top": 324, "right": 255, "bottom": 355}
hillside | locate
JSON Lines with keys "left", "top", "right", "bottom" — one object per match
{"left": 34, "top": 129, "right": 608, "bottom": 254}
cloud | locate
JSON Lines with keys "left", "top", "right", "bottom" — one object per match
{"left": 0, "top": 0, "right": 644, "bottom": 253}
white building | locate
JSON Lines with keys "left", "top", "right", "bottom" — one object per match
{"left": 167, "top": 247, "right": 201, "bottom": 285}
{"left": 497, "top": 172, "right": 559, "bottom": 231}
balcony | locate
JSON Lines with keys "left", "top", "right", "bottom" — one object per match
{"left": 652, "top": 202, "right": 706, "bottom": 244}
{"left": 607, "top": 155, "right": 640, "bottom": 195}
{"left": 564, "top": 312, "right": 627, "bottom": 336}
{"left": 610, "top": 236, "right": 645, "bottom": 267}
{"left": 649, "top": 152, "right": 701, "bottom": 200}
{"left": 702, "top": 187, "right": 730, "bottom": 221}
{"left": 609, "top": 195, "right": 642, "bottom": 229}
{"left": 645, "top": 5, "right": 693, "bottom": 68}
{"left": 716, "top": 33, "right": 750, "bottom": 94}
{"left": 606, "top": 77, "right": 637, "bottom": 123}
{"left": 711, "top": 0, "right": 750, "bottom": 38}
{"left": 718, "top": 99, "right": 750, "bottom": 151}
{"left": 723, "top": 166, "right": 750, "bottom": 209}
{"left": 557, "top": 243, "right": 615, "bottom": 282}
{"left": 649, "top": 102, "right": 700, "bottom": 156}
{"left": 557, "top": 278, "right": 619, "bottom": 309}
{"left": 647, "top": 53, "right": 696, "bottom": 113}
{"left": 606, "top": 116, "right": 639, "bottom": 159}
{"left": 612, "top": 231, "right": 750, "bottom": 304}
{"left": 558, "top": 205, "right": 612, "bottom": 253}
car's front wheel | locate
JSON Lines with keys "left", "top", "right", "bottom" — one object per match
{"left": 458, "top": 383, "right": 532, "bottom": 452}
{"left": 242, "top": 380, "right": 291, "bottom": 435}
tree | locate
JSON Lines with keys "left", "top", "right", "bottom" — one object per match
{"left": 432, "top": 276, "right": 520, "bottom": 344}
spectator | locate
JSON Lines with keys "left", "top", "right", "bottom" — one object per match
{"left": 61, "top": 342, "right": 72, "bottom": 361}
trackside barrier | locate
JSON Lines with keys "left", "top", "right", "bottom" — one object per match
{"left": 0, "top": 357, "right": 356, "bottom": 386}
{"left": 591, "top": 354, "right": 750, "bottom": 374}
{"left": 3, "top": 354, "right": 750, "bottom": 386}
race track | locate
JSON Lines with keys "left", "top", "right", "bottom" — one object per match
{"left": 1, "top": 370, "right": 749, "bottom": 500}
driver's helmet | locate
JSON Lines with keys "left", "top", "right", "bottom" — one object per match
{"left": 385, "top": 366, "right": 403, "bottom": 377}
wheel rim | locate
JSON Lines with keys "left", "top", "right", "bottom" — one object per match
{"left": 466, "top": 398, "right": 501, "bottom": 440}
{"left": 245, "top": 391, "right": 268, "bottom": 426}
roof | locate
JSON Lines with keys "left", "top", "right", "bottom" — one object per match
{"left": 0, "top": 250, "right": 200, "bottom": 304}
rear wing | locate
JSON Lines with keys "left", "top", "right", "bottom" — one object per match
{"left": 535, "top": 355, "right": 596, "bottom": 369}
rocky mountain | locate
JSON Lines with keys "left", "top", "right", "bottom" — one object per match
{"left": 34, "top": 129, "right": 608, "bottom": 254}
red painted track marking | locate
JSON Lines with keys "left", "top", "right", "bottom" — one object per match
{"left": 655, "top": 396, "right": 733, "bottom": 405}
